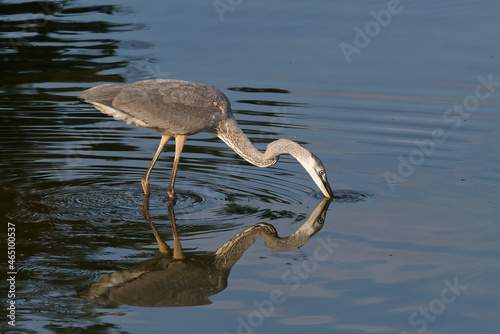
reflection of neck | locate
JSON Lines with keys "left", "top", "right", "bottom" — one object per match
{"left": 263, "top": 198, "right": 327, "bottom": 249}
{"left": 214, "top": 198, "right": 328, "bottom": 269}
{"left": 262, "top": 224, "right": 315, "bottom": 249}
{"left": 214, "top": 223, "right": 276, "bottom": 269}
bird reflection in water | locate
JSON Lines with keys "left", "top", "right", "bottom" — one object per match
{"left": 79, "top": 197, "right": 331, "bottom": 307}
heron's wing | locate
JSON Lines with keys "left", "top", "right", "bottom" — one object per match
{"left": 79, "top": 79, "right": 230, "bottom": 134}
{"left": 78, "top": 83, "right": 156, "bottom": 129}
{"left": 118, "top": 80, "right": 229, "bottom": 134}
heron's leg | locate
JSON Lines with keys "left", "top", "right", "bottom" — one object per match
{"left": 141, "top": 134, "right": 172, "bottom": 196}
{"left": 167, "top": 134, "right": 187, "bottom": 199}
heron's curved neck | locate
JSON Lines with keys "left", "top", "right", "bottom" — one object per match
{"left": 214, "top": 223, "right": 276, "bottom": 269}
{"left": 216, "top": 118, "right": 311, "bottom": 168}
{"left": 213, "top": 223, "right": 314, "bottom": 268}
{"left": 261, "top": 226, "right": 313, "bottom": 249}
{"left": 214, "top": 198, "right": 329, "bottom": 268}
{"left": 261, "top": 199, "right": 327, "bottom": 249}
{"left": 214, "top": 212, "right": 324, "bottom": 268}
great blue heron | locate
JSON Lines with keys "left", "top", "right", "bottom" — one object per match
{"left": 78, "top": 79, "right": 333, "bottom": 199}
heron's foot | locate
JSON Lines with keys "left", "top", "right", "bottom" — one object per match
{"left": 167, "top": 186, "right": 178, "bottom": 201}
{"left": 141, "top": 176, "right": 150, "bottom": 196}
{"left": 167, "top": 197, "right": 177, "bottom": 208}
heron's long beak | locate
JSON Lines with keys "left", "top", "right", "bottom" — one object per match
{"left": 320, "top": 177, "right": 334, "bottom": 199}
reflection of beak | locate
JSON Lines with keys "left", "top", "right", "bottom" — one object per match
{"left": 318, "top": 196, "right": 332, "bottom": 216}
{"left": 262, "top": 196, "right": 332, "bottom": 250}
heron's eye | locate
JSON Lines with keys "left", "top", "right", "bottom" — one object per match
{"left": 319, "top": 170, "right": 325, "bottom": 176}
{"left": 318, "top": 218, "right": 324, "bottom": 224}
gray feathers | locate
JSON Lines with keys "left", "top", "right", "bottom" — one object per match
{"left": 79, "top": 79, "right": 232, "bottom": 134}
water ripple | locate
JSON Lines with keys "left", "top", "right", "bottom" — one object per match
{"left": 332, "top": 190, "right": 373, "bottom": 203}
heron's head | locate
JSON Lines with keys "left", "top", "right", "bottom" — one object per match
{"left": 299, "top": 153, "right": 334, "bottom": 199}
{"left": 260, "top": 139, "right": 334, "bottom": 198}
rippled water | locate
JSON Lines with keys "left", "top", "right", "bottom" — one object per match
{"left": 1, "top": 0, "right": 500, "bottom": 333}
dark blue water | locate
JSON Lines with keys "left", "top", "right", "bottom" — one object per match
{"left": 1, "top": 1, "right": 499, "bottom": 333}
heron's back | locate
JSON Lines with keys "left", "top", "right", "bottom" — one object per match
{"left": 79, "top": 79, "right": 233, "bottom": 135}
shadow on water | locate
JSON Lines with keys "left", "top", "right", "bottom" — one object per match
{"left": 79, "top": 197, "right": 331, "bottom": 307}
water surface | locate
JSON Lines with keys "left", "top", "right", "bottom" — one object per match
{"left": 1, "top": 1, "right": 499, "bottom": 333}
